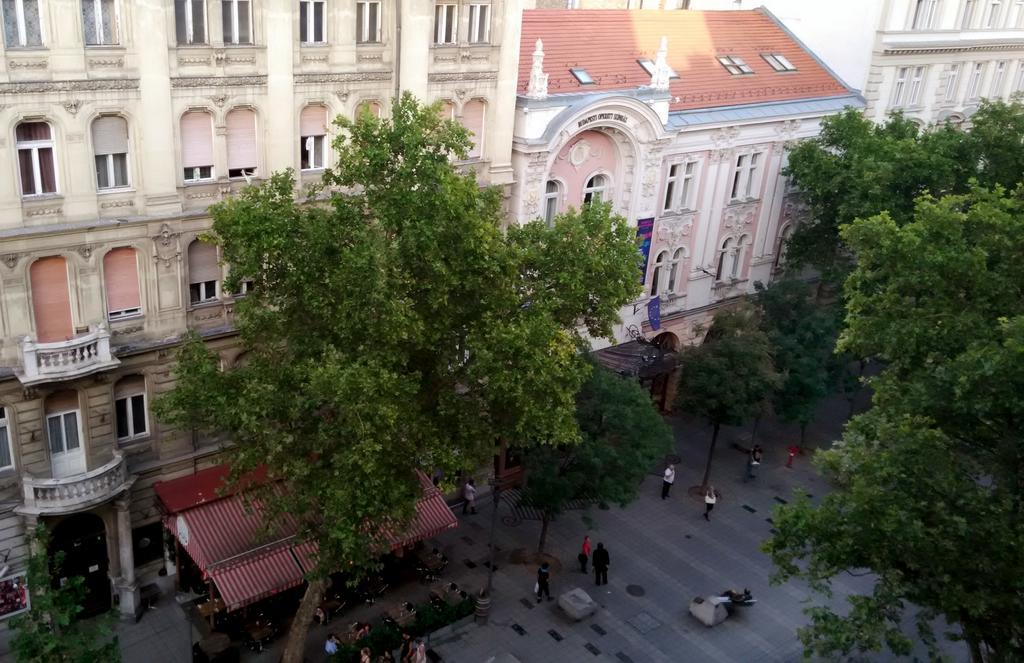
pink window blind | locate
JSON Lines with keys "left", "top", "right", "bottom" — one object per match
{"left": 300, "top": 106, "right": 327, "bottom": 137}
{"left": 181, "top": 111, "right": 214, "bottom": 167}
{"left": 226, "top": 109, "right": 257, "bottom": 171}
{"left": 45, "top": 390, "right": 79, "bottom": 414}
{"left": 92, "top": 116, "right": 129, "bottom": 156}
{"left": 440, "top": 101, "right": 455, "bottom": 120}
{"left": 114, "top": 375, "right": 145, "bottom": 400}
{"left": 103, "top": 247, "right": 141, "bottom": 314}
{"left": 461, "top": 100, "right": 485, "bottom": 159}
{"left": 30, "top": 257, "right": 74, "bottom": 343}
{"left": 188, "top": 240, "right": 220, "bottom": 284}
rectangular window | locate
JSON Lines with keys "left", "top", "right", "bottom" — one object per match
{"left": 226, "top": 108, "right": 257, "bottom": 178}
{"left": 679, "top": 161, "right": 696, "bottom": 209}
{"left": 1013, "top": 0, "right": 1024, "bottom": 26}
{"left": 301, "top": 135, "right": 325, "bottom": 170}
{"left": 189, "top": 280, "right": 216, "bottom": 304}
{"left": 1014, "top": 60, "right": 1024, "bottom": 91}
{"left": 718, "top": 55, "right": 753, "bottom": 75}
{"left": 434, "top": 4, "right": 456, "bottom": 45}
{"left": 907, "top": 66, "right": 926, "bottom": 106}
{"left": 730, "top": 152, "right": 760, "bottom": 200}
{"left": 115, "top": 393, "right": 147, "bottom": 440}
{"left": 47, "top": 411, "right": 81, "bottom": 454}
{"left": 967, "top": 62, "right": 985, "bottom": 98}
{"left": 2, "top": 0, "right": 42, "bottom": 47}
{"left": 181, "top": 111, "right": 214, "bottom": 182}
{"left": 92, "top": 116, "right": 130, "bottom": 190}
{"left": 892, "top": 66, "right": 909, "bottom": 106}
{"left": 300, "top": 106, "right": 327, "bottom": 170}
{"left": 663, "top": 164, "right": 679, "bottom": 212}
{"left": 356, "top": 1, "right": 380, "bottom": 44}
{"left": 911, "top": 0, "right": 938, "bottom": 28}
{"left": 962, "top": 0, "right": 977, "bottom": 27}
{"left": 761, "top": 53, "right": 796, "bottom": 72}
{"left": 986, "top": 0, "right": 1003, "bottom": 27}
{"left": 174, "top": 0, "right": 206, "bottom": 45}
{"left": 299, "top": 0, "right": 325, "bottom": 43}
{"left": 468, "top": 3, "right": 489, "bottom": 43}
{"left": 104, "top": 247, "right": 141, "bottom": 319}
{"left": 0, "top": 408, "right": 12, "bottom": 470}
{"left": 221, "top": 0, "right": 250, "bottom": 44}
{"left": 82, "top": 0, "right": 117, "bottom": 45}
{"left": 991, "top": 60, "right": 1007, "bottom": 95}
{"left": 945, "top": 63, "right": 962, "bottom": 102}
{"left": 16, "top": 122, "right": 57, "bottom": 197}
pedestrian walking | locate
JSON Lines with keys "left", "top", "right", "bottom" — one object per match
{"left": 703, "top": 486, "right": 718, "bottom": 521}
{"left": 786, "top": 444, "right": 799, "bottom": 468}
{"left": 412, "top": 640, "right": 427, "bottom": 663}
{"left": 592, "top": 542, "right": 610, "bottom": 586}
{"left": 747, "top": 444, "right": 763, "bottom": 480}
{"left": 661, "top": 463, "right": 676, "bottom": 499}
{"left": 536, "top": 562, "right": 552, "bottom": 602}
{"left": 324, "top": 633, "right": 340, "bottom": 657}
{"left": 578, "top": 535, "right": 591, "bottom": 573}
{"left": 399, "top": 631, "right": 414, "bottom": 662}
{"left": 462, "top": 478, "right": 477, "bottom": 514}
{"left": 360, "top": 648, "right": 372, "bottom": 663}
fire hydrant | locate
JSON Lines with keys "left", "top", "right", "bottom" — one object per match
{"left": 786, "top": 445, "right": 799, "bottom": 468}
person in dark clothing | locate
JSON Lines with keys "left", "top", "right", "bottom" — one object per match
{"left": 536, "top": 562, "right": 552, "bottom": 603}
{"left": 592, "top": 542, "right": 610, "bottom": 586}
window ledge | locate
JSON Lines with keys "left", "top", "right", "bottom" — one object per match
{"left": 97, "top": 187, "right": 135, "bottom": 196}
{"left": 85, "top": 44, "right": 124, "bottom": 50}
{"left": 109, "top": 312, "right": 144, "bottom": 324}
{"left": 117, "top": 434, "right": 152, "bottom": 448}
{"left": 4, "top": 46, "right": 47, "bottom": 52}
{"left": 183, "top": 179, "right": 216, "bottom": 186}
{"left": 188, "top": 300, "right": 222, "bottom": 311}
{"left": 726, "top": 197, "right": 759, "bottom": 207}
{"left": 22, "top": 193, "right": 63, "bottom": 203}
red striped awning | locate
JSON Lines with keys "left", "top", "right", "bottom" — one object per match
{"left": 381, "top": 473, "right": 459, "bottom": 549}
{"left": 209, "top": 547, "right": 306, "bottom": 612}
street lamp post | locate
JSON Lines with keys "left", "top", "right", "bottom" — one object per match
{"left": 476, "top": 475, "right": 502, "bottom": 624}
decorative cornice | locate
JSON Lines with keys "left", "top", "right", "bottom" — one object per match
{"left": 88, "top": 57, "right": 124, "bottom": 68}
{"left": 170, "top": 75, "right": 267, "bottom": 88}
{"left": 8, "top": 59, "right": 47, "bottom": 69}
{"left": 99, "top": 199, "right": 134, "bottom": 209}
{"left": 25, "top": 206, "right": 62, "bottom": 218}
{"left": 428, "top": 71, "right": 498, "bottom": 82}
{"left": 882, "top": 43, "right": 1024, "bottom": 56}
{"left": 0, "top": 79, "right": 139, "bottom": 94}
{"left": 294, "top": 72, "right": 391, "bottom": 84}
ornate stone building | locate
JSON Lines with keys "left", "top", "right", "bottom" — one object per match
{"left": 0, "top": 0, "right": 521, "bottom": 628}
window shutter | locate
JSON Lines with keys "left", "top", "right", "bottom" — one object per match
{"left": 226, "top": 109, "right": 257, "bottom": 170}
{"left": 92, "top": 116, "right": 129, "bottom": 156}
{"left": 461, "top": 100, "right": 486, "bottom": 158}
{"left": 180, "top": 112, "right": 214, "bottom": 168}
{"left": 114, "top": 375, "right": 145, "bottom": 400}
{"left": 188, "top": 241, "right": 220, "bottom": 284}
{"left": 103, "top": 247, "right": 141, "bottom": 314}
{"left": 300, "top": 105, "right": 327, "bottom": 137}
{"left": 30, "top": 257, "right": 74, "bottom": 343}
{"left": 46, "top": 390, "right": 79, "bottom": 415}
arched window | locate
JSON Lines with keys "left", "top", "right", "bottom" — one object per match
{"left": 543, "top": 180, "right": 561, "bottom": 227}
{"left": 667, "top": 247, "right": 686, "bottom": 294}
{"left": 650, "top": 250, "right": 668, "bottom": 296}
{"left": 583, "top": 174, "right": 608, "bottom": 205}
{"left": 188, "top": 240, "right": 219, "bottom": 305}
{"left": 356, "top": 100, "right": 382, "bottom": 118}
{"left": 30, "top": 257, "right": 73, "bottom": 342}
{"left": 461, "top": 99, "right": 486, "bottom": 159}
{"left": 300, "top": 105, "right": 327, "bottom": 171}
{"left": 733, "top": 234, "right": 749, "bottom": 279}
{"left": 226, "top": 108, "right": 257, "bottom": 179}
{"left": 114, "top": 375, "right": 148, "bottom": 442}
{"left": 439, "top": 100, "right": 456, "bottom": 120}
{"left": 715, "top": 238, "right": 734, "bottom": 281}
{"left": 774, "top": 224, "right": 794, "bottom": 271}
{"left": 103, "top": 247, "right": 141, "bottom": 320}
{"left": 92, "top": 116, "right": 129, "bottom": 190}
{"left": 0, "top": 406, "right": 13, "bottom": 471}
{"left": 16, "top": 121, "right": 57, "bottom": 196}
{"left": 180, "top": 111, "right": 214, "bottom": 182}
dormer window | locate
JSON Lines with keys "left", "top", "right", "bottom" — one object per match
{"left": 761, "top": 53, "right": 797, "bottom": 72}
{"left": 570, "top": 67, "right": 594, "bottom": 85}
{"left": 637, "top": 58, "right": 678, "bottom": 78}
{"left": 717, "top": 55, "right": 753, "bottom": 75}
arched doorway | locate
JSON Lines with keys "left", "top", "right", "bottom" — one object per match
{"left": 49, "top": 513, "right": 111, "bottom": 618}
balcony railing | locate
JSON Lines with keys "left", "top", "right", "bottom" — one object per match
{"left": 21, "top": 451, "right": 135, "bottom": 515}
{"left": 18, "top": 324, "right": 120, "bottom": 386}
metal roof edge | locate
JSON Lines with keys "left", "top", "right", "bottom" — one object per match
{"left": 666, "top": 93, "right": 865, "bottom": 128}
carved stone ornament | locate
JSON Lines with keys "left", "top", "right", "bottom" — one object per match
{"left": 526, "top": 39, "right": 549, "bottom": 100}
{"left": 177, "top": 56, "right": 211, "bottom": 66}
{"left": 723, "top": 202, "right": 758, "bottom": 229}
{"left": 8, "top": 59, "right": 47, "bottom": 69}
{"left": 0, "top": 79, "right": 139, "bottom": 95}
{"left": 428, "top": 71, "right": 498, "bottom": 83}
{"left": 656, "top": 217, "right": 693, "bottom": 245}
{"left": 294, "top": 72, "right": 391, "bottom": 84}
{"left": 76, "top": 246, "right": 94, "bottom": 261}
{"left": 648, "top": 37, "right": 671, "bottom": 92}
{"left": 335, "top": 90, "right": 349, "bottom": 102}
{"left": 89, "top": 57, "right": 124, "bottom": 68}
{"left": 62, "top": 100, "right": 82, "bottom": 116}
{"left": 568, "top": 139, "right": 600, "bottom": 168}
{"left": 2, "top": 254, "right": 21, "bottom": 270}
{"left": 100, "top": 199, "right": 134, "bottom": 209}
{"left": 774, "top": 118, "right": 801, "bottom": 141}
{"left": 710, "top": 126, "right": 741, "bottom": 150}
{"left": 454, "top": 88, "right": 467, "bottom": 100}
{"left": 214, "top": 50, "right": 226, "bottom": 65}
{"left": 152, "top": 223, "right": 181, "bottom": 268}
{"left": 170, "top": 76, "right": 267, "bottom": 88}
{"left": 210, "top": 94, "right": 228, "bottom": 107}
{"left": 25, "top": 206, "right": 62, "bottom": 217}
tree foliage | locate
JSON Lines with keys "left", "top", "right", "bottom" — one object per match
{"left": 783, "top": 100, "right": 1024, "bottom": 282}
{"left": 764, "top": 187, "right": 1024, "bottom": 661}
{"left": 675, "top": 307, "right": 780, "bottom": 488}
{"left": 521, "top": 365, "right": 673, "bottom": 552}
{"left": 11, "top": 526, "right": 120, "bottom": 663}
{"left": 155, "top": 93, "right": 641, "bottom": 661}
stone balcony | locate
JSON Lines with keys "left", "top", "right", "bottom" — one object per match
{"left": 17, "top": 324, "right": 121, "bottom": 386}
{"left": 20, "top": 452, "right": 135, "bottom": 516}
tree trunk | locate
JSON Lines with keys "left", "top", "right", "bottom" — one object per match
{"left": 749, "top": 415, "right": 762, "bottom": 446}
{"left": 281, "top": 577, "right": 328, "bottom": 663}
{"left": 537, "top": 512, "right": 551, "bottom": 555}
{"left": 700, "top": 422, "right": 720, "bottom": 490}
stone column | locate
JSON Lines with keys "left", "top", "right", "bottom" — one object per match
{"left": 488, "top": 0, "right": 523, "bottom": 187}
{"left": 265, "top": 0, "right": 296, "bottom": 172}
{"left": 399, "top": 0, "right": 430, "bottom": 99}
{"left": 114, "top": 497, "right": 140, "bottom": 620}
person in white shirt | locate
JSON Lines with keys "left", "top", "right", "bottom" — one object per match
{"left": 704, "top": 486, "right": 718, "bottom": 521}
{"left": 661, "top": 463, "right": 676, "bottom": 500}
{"left": 462, "top": 479, "right": 477, "bottom": 515}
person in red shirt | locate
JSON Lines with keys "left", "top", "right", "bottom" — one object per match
{"left": 578, "top": 535, "right": 592, "bottom": 573}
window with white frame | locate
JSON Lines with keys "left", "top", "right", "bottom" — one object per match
{"left": 221, "top": 0, "right": 251, "bottom": 44}
{"left": 667, "top": 247, "right": 685, "bottom": 294}
{"left": 82, "top": 0, "right": 118, "bottom": 45}
{"left": 583, "top": 174, "right": 608, "bottom": 205}
{"left": 299, "top": 0, "right": 325, "bottom": 43}
{"left": 92, "top": 116, "right": 130, "bottom": 190}
{"left": 226, "top": 107, "right": 257, "bottom": 178}
{"left": 967, "top": 61, "right": 985, "bottom": 98}
{"left": 16, "top": 122, "right": 57, "bottom": 197}
{"left": 962, "top": 0, "right": 977, "bottom": 26}
{"left": 180, "top": 111, "right": 214, "bottom": 182}
{"left": 733, "top": 234, "right": 749, "bottom": 279}
{"left": 774, "top": 224, "right": 793, "bottom": 271}
{"left": 945, "top": 63, "right": 962, "bottom": 102}
{"left": 174, "top": 0, "right": 206, "bottom": 45}
{"left": 1012, "top": 0, "right": 1024, "bottom": 26}
{"left": 468, "top": 3, "right": 490, "bottom": 43}
{"left": 761, "top": 53, "right": 796, "bottom": 72}
{"left": 188, "top": 239, "right": 219, "bottom": 304}
{"left": 663, "top": 161, "right": 696, "bottom": 212}
{"left": 434, "top": 3, "right": 456, "bottom": 45}
{"left": 650, "top": 250, "right": 668, "bottom": 296}
{"left": 663, "top": 164, "right": 680, "bottom": 213}
{"left": 986, "top": 0, "right": 1003, "bottom": 26}
{"left": 103, "top": 247, "right": 141, "bottom": 319}
{"left": 717, "top": 55, "right": 753, "bottom": 75}
{"left": 991, "top": 60, "right": 1007, "bottom": 95}
{"left": 543, "top": 180, "right": 560, "bottom": 227}
{"left": 907, "top": 66, "right": 926, "bottom": 106}
{"left": 0, "top": 407, "right": 12, "bottom": 470}
{"left": 300, "top": 105, "right": 327, "bottom": 170}
{"left": 892, "top": 66, "right": 910, "bottom": 106}
{"left": 1014, "top": 60, "right": 1024, "bottom": 91}
{"left": 730, "top": 152, "right": 760, "bottom": 201}
{"left": 2, "top": 0, "right": 42, "bottom": 47}
{"left": 911, "top": 0, "right": 939, "bottom": 28}
{"left": 114, "top": 376, "right": 148, "bottom": 442}
{"left": 356, "top": 1, "right": 380, "bottom": 44}
{"left": 715, "top": 238, "right": 734, "bottom": 281}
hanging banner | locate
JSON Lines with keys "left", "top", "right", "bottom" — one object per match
{"left": 636, "top": 217, "right": 655, "bottom": 284}
{"left": 647, "top": 296, "right": 661, "bottom": 331}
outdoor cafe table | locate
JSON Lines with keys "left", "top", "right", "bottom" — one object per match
{"left": 245, "top": 619, "right": 274, "bottom": 652}
{"left": 382, "top": 601, "right": 416, "bottom": 628}
{"left": 197, "top": 598, "right": 225, "bottom": 627}
{"left": 430, "top": 581, "right": 467, "bottom": 607}
{"left": 416, "top": 549, "right": 445, "bottom": 572}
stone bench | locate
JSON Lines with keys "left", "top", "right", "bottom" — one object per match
{"left": 557, "top": 587, "right": 597, "bottom": 621}
{"left": 688, "top": 596, "right": 728, "bottom": 627}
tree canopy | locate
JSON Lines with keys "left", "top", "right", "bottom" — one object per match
{"left": 155, "top": 93, "right": 641, "bottom": 662}
{"left": 764, "top": 187, "right": 1024, "bottom": 662}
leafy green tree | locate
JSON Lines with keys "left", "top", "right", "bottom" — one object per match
{"left": 521, "top": 365, "right": 673, "bottom": 553}
{"left": 675, "top": 307, "right": 780, "bottom": 490}
{"left": 755, "top": 279, "right": 839, "bottom": 447}
{"left": 764, "top": 187, "right": 1024, "bottom": 662}
{"left": 11, "top": 526, "right": 120, "bottom": 663}
{"left": 155, "top": 94, "right": 641, "bottom": 663}
{"left": 783, "top": 100, "right": 1024, "bottom": 283}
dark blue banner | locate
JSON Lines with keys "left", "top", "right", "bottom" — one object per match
{"left": 636, "top": 217, "right": 655, "bottom": 284}
{"left": 647, "top": 296, "right": 661, "bottom": 331}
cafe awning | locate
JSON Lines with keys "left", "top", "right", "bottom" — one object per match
{"left": 591, "top": 340, "right": 677, "bottom": 379}
{"left": 208, "top": 547, "right": 306, "bottom": 612}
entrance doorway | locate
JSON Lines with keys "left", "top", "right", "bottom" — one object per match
{"left": 49, "top": 513, "right": 111, "bottom": 618}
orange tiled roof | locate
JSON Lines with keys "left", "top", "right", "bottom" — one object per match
{"left": 519, "top": 9, "right": 850, "bottom": 112}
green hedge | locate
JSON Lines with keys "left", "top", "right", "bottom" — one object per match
{"left": 332, "top": 597, "right": 474, "bottom": 660}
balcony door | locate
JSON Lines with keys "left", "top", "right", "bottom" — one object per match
{"left": 30, "top": 257, "right": 74, "bottom": 343}
{"left": 47, "top": 410, "right": 85, "bottom": 478}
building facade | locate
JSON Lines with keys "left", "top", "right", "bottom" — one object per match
{"left": 510, "top": 9, "right": 862, "bottom": 383}
{"left": 691, "top": 0, "right": 1024, "bottom": 125}
{"left": 0, "top": 0, "right": 522, "bottom": 629}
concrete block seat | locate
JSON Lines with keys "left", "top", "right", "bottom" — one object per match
{"left": 558, "top": 587, "right": 598, "bottom": 621}
{"left": 688, "top": 596, "right": 729, "bottom": 627}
